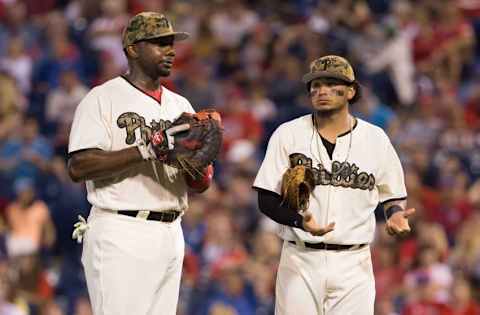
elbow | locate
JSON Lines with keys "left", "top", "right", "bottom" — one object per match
{"left": 67, "top": 157, "right": 84, "bottom": 183}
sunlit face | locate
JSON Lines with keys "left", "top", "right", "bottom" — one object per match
{"left": 131, "top": 35, "right": 176, "bottom": 79}
{"left": 309, "top": 78, "right": 355, "bottom": 114}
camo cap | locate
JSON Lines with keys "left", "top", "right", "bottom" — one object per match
{"left": 302, "top": 55, "right": 355, "bottom": 84}
{"left": 122, "top": 12, "right": 189, "bottom": 47}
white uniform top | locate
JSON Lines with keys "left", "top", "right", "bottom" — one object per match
{"left": 68, "top": 76, "right": 195, "bottom": 212}
{"left": 253, "top": 114, "right": 407, "bottom": 244}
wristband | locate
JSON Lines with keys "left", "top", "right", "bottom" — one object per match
{"left": 293, "top": 214, "right": 304, "bottom": 230}
{"left": 385, "top": 205, "right": 403, "bottom": 219}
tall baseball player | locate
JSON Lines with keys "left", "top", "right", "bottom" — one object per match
{"left": 253, "top": 55, "right": 415, "bottom": 314}
{"left": 67, "top": 12, "right": 214, "bottom": 315}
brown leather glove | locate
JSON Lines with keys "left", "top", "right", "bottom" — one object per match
{"left": 151, "top": 109, "right": 223, "bottom": 178}
{"left": 281, "top": 165, "right": 315, "bottom": 212}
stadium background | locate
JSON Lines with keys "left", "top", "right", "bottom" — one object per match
{"left": 0, "top": 0, "right": 480, "bottom": 314}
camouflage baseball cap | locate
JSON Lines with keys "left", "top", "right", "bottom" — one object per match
{"left": 302, "top": 55, "right": 355, "bottom": 84}
{"left": 122, "top": 12, "right": 189, "bottom": 47}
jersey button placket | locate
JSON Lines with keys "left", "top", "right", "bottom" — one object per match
{"left": 334, "top": 138, "right": 341, "bottom": 161}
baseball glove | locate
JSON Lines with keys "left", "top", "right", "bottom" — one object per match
{"left": 281, "top": 165, "right": 315, "bottom": 212}
{"left": 151, "top": 109, "right": 223, "bottom": 178}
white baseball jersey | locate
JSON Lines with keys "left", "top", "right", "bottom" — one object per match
{"left": 69, "top": 76, "right": 195, "bottom": 212}
{"left": 253, "top": 114, "right": 407, "bottom": 244}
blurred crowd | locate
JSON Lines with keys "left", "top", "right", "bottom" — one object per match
{"left": 0, "top": 0, "right": 480, "bottom": 314}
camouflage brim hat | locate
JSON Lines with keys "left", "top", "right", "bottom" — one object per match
{"left": 302, "top": 55, "right": 355, "bottom": 84}
{"left": 122, "top": 12, "right": 189, "bottom": 47}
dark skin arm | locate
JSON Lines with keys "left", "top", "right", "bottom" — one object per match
{"left": 68, "top": 148, "right": 144, "bottom": 182}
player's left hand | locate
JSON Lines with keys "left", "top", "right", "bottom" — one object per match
{"left": 385, "top": 207, "right": 415, "bottom": 236}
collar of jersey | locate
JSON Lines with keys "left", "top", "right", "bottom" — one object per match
{"left": 310, "top": 114, "right": 358, "bottom": 138}
{"left": 120, "top": 75, "right": 163, "bottom": 104}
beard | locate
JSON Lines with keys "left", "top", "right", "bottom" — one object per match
{"left": 157, "top": 67, "right": 171, "bottom": 77}
{"left": 149, "top": 64, "right": 171, "bottom": 78}
{"left": 137, "top": 59, "right": 172, "bottom": 80}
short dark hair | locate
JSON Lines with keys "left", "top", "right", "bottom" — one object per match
{"left": 349, "top": 81, "right": 362, "bottom": 104}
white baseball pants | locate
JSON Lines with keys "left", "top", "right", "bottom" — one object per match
{"left": 81, "top": 207, "right": 185, "bottom": 315}
{"left": 275, "top": 241, "right": 375, "bottom": 315}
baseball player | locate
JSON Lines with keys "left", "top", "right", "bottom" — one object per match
{"left": 68, "top": 12, "right": 213, "bottom": 315}
{"left": 253, "top": 55, "right": 415, "bottom": 314}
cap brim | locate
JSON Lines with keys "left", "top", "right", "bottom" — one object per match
{"left": 302, "top": 71, "right": 353, "bottom": 84}
{"left": 153, "top": 31, "right": 190, "bottom": 41}
{"left": 129, "top": 31, "right": 190, "bottom": 46}
{"left": 172, "top": 32, "right": 190, "bottom": 41}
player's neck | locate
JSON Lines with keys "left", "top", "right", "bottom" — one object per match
{"left": 124, "top": 71, "right": 162, "bottom": 91}
{"left": 314, "top": 108, "right": 352, "bottom": 142}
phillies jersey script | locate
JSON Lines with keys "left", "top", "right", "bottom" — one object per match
{"left": 253, "top": 114, "right": 407, "bottom": 244}
{"left": 69, "top": 76, "right": 195, "bottom": 211}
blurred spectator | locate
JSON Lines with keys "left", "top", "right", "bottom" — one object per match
{"left": 5, "top": 178, "right": 55, "bottom": 257}
{"left": 450, "top": 213, "right": 480, "bottom": 279}
{"left": 88, "top": 0, "right": 129, "bottom": 70}
{"left": 202, "top": 210, "right": 246, "bottom": 269}
{"left": 90, "top": 52, "right": 122, "bottom": 86}
{"left": 220, "top": 88, "right": 263, "bottom": 157}
{"left": 0, "top": 36, "right": 33, "bottom": 95}
{"left": 364, "top": 1, "right": 417, "bottom": 106}
{"left": 179, "top": 63, "right": 216, "bottom": 110}
{"left": 183, "top": 196, "right": 207, "bottom": 256}
{"left": 404, "top": 245, "right": 453, "bottom": 304}
{"left": 73, "top": 296, "right": 92, "bottom": 315}
{"left": 0, "top": 0, "right": 40, "bottom": 57}
{"left": 0, "top": 116, "right": 53, "bottom": 184}
{"left": 46, "top": 68, "right": 88, "bottom": 128}
{"left": 209, "top": 2, "right": 259, "bottom": 49}
{"left": 202, "top": 254, "right": 255, "bottom": 315}
{"left": 39, "top": 299, "right": 65, "bottom": 315}
{"left": 0, "top": 73, "right": 25, "bottom": 146}
{"left": 32, "top": 11, "right": 84, "bottom": 106}
{"left": 446, "top": 276, "right": 480, "bottom": 314}
{"left": 0, "top": 73, "right": 26, "bottom": 120}
{"left": 353, "top": 86, "right": 397, "bottom": 130}
{"left": 373, "top": 243, "right": 404, "bottom": 302}
{"left": 10, "top": 254, "right": 54, "bottom": 313}
{"left": 0, "top": 264, "right": 26, "bottom": 315}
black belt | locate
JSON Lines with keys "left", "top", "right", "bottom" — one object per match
{"left": 118, "top": 210, "right": 181, "bottom": 222}
{"left": 289, "top": 241, "right": 366, "bottom": 251}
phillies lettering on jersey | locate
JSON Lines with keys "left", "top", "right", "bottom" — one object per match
{"left": 117, "top": 112, "right": 172, "bottom": 145}
{"left": 288, "top": 153, "right": 375, "bottom": 191}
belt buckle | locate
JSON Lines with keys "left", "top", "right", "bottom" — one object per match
{"left": 322, "top": 243, "right": 329, "bottom": 250}
{"left": 137, "top": 210, "right": 150, "bottom": 220}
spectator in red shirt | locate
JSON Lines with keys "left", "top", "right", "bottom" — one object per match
{"left": 444, "top": 276, "right": 480, "bottom": 315}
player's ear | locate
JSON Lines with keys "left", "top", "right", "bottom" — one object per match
{"left": 125, "top": 45, "right": 139, "bottom": 59}
{"left": 346, "top": 85, "right": 355, "bottom": 101}
{"left": 348, "top": 82, "right": 362, "bottom": 104}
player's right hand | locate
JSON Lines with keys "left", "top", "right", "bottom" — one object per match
{"left": 302, "top": 211, "right": 335, "bottom": 236}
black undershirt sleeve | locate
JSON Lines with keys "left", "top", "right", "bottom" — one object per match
{"left": 255, "top": 187, "right": 305, "bottom": 230}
